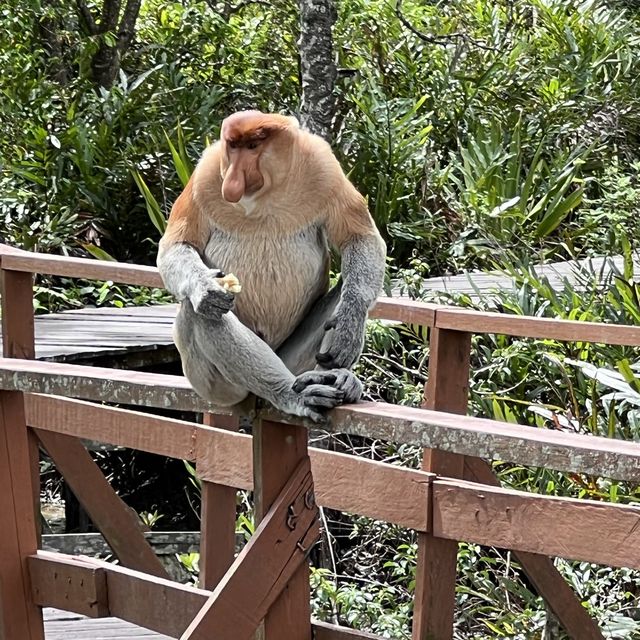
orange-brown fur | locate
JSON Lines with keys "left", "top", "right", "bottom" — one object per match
{"left": 161, "top": 111, "right": 381, "bottom": 347}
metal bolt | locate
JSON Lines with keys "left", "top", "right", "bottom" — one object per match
{"left": 304, "top": 489, "right": 316, "bottom": 510}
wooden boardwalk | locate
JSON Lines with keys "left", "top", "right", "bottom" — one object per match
{"left": 0, "top": 303, "right": 178, "bottom": 365}
{"left": 419, "top": 253, "right": 639, "bottom": 299}
{"left": 44, "top": 608, "right": 171, "bottom": 639}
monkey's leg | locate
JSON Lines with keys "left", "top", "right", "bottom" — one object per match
{"left": 277, "top": 282, "right": 342, "bottom": 374}
{"left": 175, "top": 302, "right": 346, "bottom": 422}
{"left": 277, "top": 282, "right": 363, "bottom": 404}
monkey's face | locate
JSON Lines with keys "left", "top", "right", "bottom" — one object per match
{"left": 219, "top": 111, "right": 296, "bottom": 207}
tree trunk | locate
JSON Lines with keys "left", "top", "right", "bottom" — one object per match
{"left": 298, "top": 0, "right": 337, "bottom": 142}
{"left": 77, "top": 0, "right": 142, "bottom": 89}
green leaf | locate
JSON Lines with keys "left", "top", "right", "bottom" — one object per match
{"left": 131, "top": 169, "right": 166, "bottom": 234}
{"left": 82, "top": 243, "right": 117, "bottom": 261}
{"left": 165, "top": 128, "right": 193, "bottom": 188}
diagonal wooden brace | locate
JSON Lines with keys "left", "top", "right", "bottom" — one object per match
{"left": 181, "top": 457, "right": 320, "bottom": 640}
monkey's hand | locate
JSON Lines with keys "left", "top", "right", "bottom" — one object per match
{"left": 190, "top": 270, "right": 236, "bottom": 320}
{"left": 316, "top": 310, "right": 366, "bottom": 370}
{"left": 293, "top": 369, "right": 362, "bottom": 405}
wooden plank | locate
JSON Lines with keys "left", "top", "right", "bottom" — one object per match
{"left": 253, "top": 419, "right": 315, "bottom": 640}
{"left": 433, "top": 478, "right": 640, "bottom": 570}
{"left": 198, "top": 413, "right": 239, "bottom": 590}
{"left": 181, "top": 459, "right": 319, "bottom": 640}
{"left": 34, "top": 553, "right": 384, "bottom": 639}
{"left": 44, "top": 610, "right": 171, "bottom": 640}
{"left": 436, "top": 307, "right": 640, "bottom": 346}
{"left": 27, "top": 395, "right": 432, "bottom": 531}
{"left": 34, "top": 429, "right": 170, "bottom": 579}
{"left": 0, "top": 247, "right": 164, "bottom": 288}
{"left": 463, "top": 457, "right": 603, "bottom": 640}
{"left": 0, "top": 392, "right": 44, "bottom": 640}
{"left": 370, "top": 297, "right": 436, "bottom": 326}
{"left": 29, "top": 552, "right": 109, "bottom": 618}
{"left": 313, "top": 402, "right": 640, "bottom": 482}
{"left": 412, "top": 328, "right": 470, "bottom": 640}
{"left": 26, "top": 395, "right": 197, "bottom": 460}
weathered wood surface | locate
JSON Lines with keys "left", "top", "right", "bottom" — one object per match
{"left": 419, "top": 253, "right": 640, "bottom": 300}
{"left": 34, "top": 552, "right": 383, "bottom": 640}
{"left": 44, "top": 609, "right": 380, "bottom": 640}
{"left": 0, "top": 303, "right": 178, "bottom": 363}
{"left": 7, "top": 364, "right": 640, "bottom": 481}
{"left": 44, "top": 608, "right": 172, "bottom": 639}
{"left": 0, "top": 357, "right": 225, "bottom": 413}
{"left": 433, "top": 478, "right": 640, "bottom": 571}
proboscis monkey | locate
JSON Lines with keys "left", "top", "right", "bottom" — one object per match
{"left": 157, "top": 110, "right": 386, "bottom": 421}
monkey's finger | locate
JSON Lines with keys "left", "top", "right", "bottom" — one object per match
{"left": 303, "top": 408, "right": 328, "bottom": 424}
{"left": 315, "top": 352, "right": 338, "bottom": 368}
{"left": 302, "top": 383, "right": 344, "bottom": 397}
{"left": 293, "top": 371, "right": 338, "bottom": 392}
{"left": 323, "top": 317, "right": 337, "bottom": 331}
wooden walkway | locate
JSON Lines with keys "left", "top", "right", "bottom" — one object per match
{"left": 44, "top": 608, "right": 170, "bottom": 639}
{"left": 0, "top": 303, "right": 178, "bottom": 365}
{"left": 419, "top": 253, "right": 640, "bottom": 299}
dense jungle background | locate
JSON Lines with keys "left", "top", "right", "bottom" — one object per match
{"left": 2, "top": 0, "right": 640, "bottom": 637}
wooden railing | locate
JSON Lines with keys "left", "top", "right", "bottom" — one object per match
{"left": 1, "top": 243, "right": 639, "bottom": 640}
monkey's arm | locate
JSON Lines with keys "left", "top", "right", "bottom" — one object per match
{"left": 157, "top": 180, "right": 234, "bottom": 319}
{"left": 318, "top": 189, "right": 386, "bottom": 369}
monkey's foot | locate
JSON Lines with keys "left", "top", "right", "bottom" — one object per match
{"left": 285, "top": 382, "right": 346, "bottom": 423}
{"left": 293, "top": 369, "right": 362, "bottom": 405}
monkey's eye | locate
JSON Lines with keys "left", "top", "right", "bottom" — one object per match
{"left": 246, "top": 141, "right": 260, "bottom": 150}
{"left": 228, "top": 140, "right": 239, "bottom": 149}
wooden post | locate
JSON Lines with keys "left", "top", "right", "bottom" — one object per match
{"left": 412, "top": 328, "right": 471, "bottom": 640}
{"left": 0, "top": 268, "right": 42, "bottom": 544}
{"left": 254, "top": 419, "right": 313, "bottom": 640}
{"left": 0, "top": 391, "right": 45, "bottom": 639}
{"left": 199, "top": 413, "right": 239, "bottom": 589}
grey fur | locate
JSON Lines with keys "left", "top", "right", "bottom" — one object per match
{"left": 316, "top": 234, "right": 386, "bottom": 369}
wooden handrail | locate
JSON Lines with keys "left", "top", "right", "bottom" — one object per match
{"left": 2, "top": 243, "right": 638, "bottom": 346}
{"left": 2, "top": 358, "right": 639, "bottom": 481}
{"left": 0, "top": 244, "right": 163, "bottom": 288}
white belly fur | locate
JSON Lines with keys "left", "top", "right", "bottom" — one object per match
{"left": 204, "top": 226, "right": 329, "bottom": 348}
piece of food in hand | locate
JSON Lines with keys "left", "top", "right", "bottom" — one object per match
{"left": 216, "top": 273, "right": 242, "bottom": 293}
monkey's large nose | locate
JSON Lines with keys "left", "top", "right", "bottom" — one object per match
{"left": 222, "top": 167, "right": 245, "bottom": 203}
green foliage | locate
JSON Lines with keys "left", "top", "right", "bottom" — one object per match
{"left": 4, "top": 0, "right": 640, "bottom": 634}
